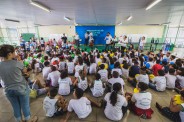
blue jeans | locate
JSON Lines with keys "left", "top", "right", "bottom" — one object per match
{"left": 149, "top": 83, "right": 158, "bottom": 91}
{"left": 6, "top": 87, "right": 30, "bottom": 122}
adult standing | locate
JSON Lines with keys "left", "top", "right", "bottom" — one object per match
{"left": 120, "top": 35, "right": 128, "bottom": 53}
{"left": 0, "top": 45, "right": 37, "bottom": 122}
{"left": 20, "top": 36, "right": 25, "bottom": 50}
{"left": 85, "top": 31, "right": 89, "bottom": 46}
{"left": 62, "top": 33, "right": 67, "bottom": 48}
{"left": 139, "top": 36, "right": 145, "bottom": 51}
{"left": 104, "top": 32, "right": 112, "bottom": 51}
{"left": 40, "top": 37, "right": 45, "bottom": 51}
{"left": 75, "top": 33, "right": 80, "bottom": 48}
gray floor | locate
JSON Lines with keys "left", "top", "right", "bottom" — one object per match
{"left": 0, "top": 72, "right": 175, "bottom": 122}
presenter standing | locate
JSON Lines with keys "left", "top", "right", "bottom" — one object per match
{"left": 62, "top": 33, "right": 67, "bottom": 48}
{"left": 139, "top": 36, "right": 145, "bottom": 51}
{"left": 85, "top": 31, "right": 89, "bottom": 46}
{"left": 120, "top": 35, "right": 128, "bottom": 53}
{"left": 104, "top": 32, "right": 112, "bottom": 51}
{"left": 74, "top": 33, "right": 80, "bottom": 48}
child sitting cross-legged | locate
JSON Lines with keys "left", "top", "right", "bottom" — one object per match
{"left": 43, "top": 88, "right": 68, "bottom": 117}
{"left": 90, "top": 73, "right": 105, "bottom": 97}
{"left": 58, "top": 71, "right": 73, "bottom": 96}
{"left": 149, "top": 70, "right": 166, "bottom": 92}
{"left": 62, "top": 88, "right": 101, "bottom": 121}
{"left": 127, "top": 82, "right": 153, "bottom": 119}
{"left": 73, "top": 70, "right": 88, "bottom": 91}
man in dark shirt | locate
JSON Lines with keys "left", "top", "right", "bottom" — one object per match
{"left": 62, "top": 33, "right": 67, "bottom": 47}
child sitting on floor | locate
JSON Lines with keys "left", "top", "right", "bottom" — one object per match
{"left": 128, "top": 82, "right": 153, "bottom": 119}
{"left": 47, "top": 66, "right": 60, "bottom": 87}
{"left": 98, "top": 64, "right": 108, "bottom": 82}
{"left": 74, "top": 70, "right": 88, "bottom": 91}
{"left": 58, "top": 71, "right": 73, "bottom": 95}
{"left": 149, "top": 70, "right": 166, "bottom": 91}
{"left": 63, "top": 88, "right": 101, "bottom": 121}
{"left": 90, "top": 73, "right": 105, "bottom": 97}
{"left": 104, "top": 83, "right": 128, "bottom": 121}
{"left": 42, "top": 61, "right": 51, "bottom": 81}
{"left": 32, "top": 79, "right": 49, "bottom": 97}
{"left": 67, "top": 57, "right": 75, "bottom": 75}
{"left": 43, "top": 88, "right": 68, "bottom": 117}
{"left": 176, "top": 68, "right": 184, "bottom": 90}
{"left": 165, "top": 68, "right": 177, "bottom": 89}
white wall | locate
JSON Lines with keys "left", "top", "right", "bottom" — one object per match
{"left": 115, "top": 26, "right": 164, "bottom": 38}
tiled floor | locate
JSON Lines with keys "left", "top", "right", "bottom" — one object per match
{"left": 0, "top": 72, "right": 175, "bottom": 122}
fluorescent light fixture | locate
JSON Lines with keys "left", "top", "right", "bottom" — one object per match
{"left": 127, "top": 16, "right": 133, "bottom": 21}
{"left": 64, "top": 16, "right": 71, "bottom": 21}
{"left": 146, "top": 0, "right": 162, "bottom": 10}
{"left": 5, "top": 19, "right": 20, "bottom": 23}
{"left": 30, "top": 0, "right": 50, "bottom": 12}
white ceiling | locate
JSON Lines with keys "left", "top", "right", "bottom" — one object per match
{"left": 0, "top": 0, "right": 184, "bottom": 27}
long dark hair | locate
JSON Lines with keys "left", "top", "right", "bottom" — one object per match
{"left": 110, "top": 83, "right": 122, "bottom": 106}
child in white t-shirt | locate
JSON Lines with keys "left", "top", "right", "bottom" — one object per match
{"left": 104, "top": 83, "right": 128, "bottom": 121}
{"left": 67, "top": 57, "right": 75, "bottom": 75}
{"left": 47, "top": 66, "right": 60, "bottom": 87}
{"left": 43, "top": 88, "right": 68, "bottom": 117}
{"left": 74, "top": 57, "right": 86, "bottom": 78}
{"left": 121, "top": 63, "right": 129, "bottom": 79}
{"left": 89, "top": 58, "right": 97, "bottom": 74}
{"left": 135, "top": 67, "right": 149, "bottom": 85}
{"left": 98, "top": 64, "right": 108, "bottom": 82}
{"left": 31, "top": 59, "right": 42, "bottom": 73}
{"left": 165, "top": 68, "right": 176, "bottom": 89}
{"left": 129, "top": 82, "right": 153, "bottom": 119}
{"left": 51, "top": 55, "right": 59, "bottom": 64}
{"left": 111, "top": 62, "right": 122, "bottom": 76}
{"left": 58, "top": 71, "right": 73, "bottom": 95}
{"left": 176, "top": 68, "right": 184, "bottom": 89}
{"left": 74, "top": 70, "right": 88, "bottom": 91}
{"left": 90, "top": 73, "right": 105, "bottom": 97}
{"left": 108, "top": 71, "right": 125, "bottom": 93}
{"left": 58, "top": 56, "right": 66, "bottom": 71}
{"left": 42, "top": 61, "right": 51, "bottom": 80}
{"left": 149, "top": 70, "right": 166, "bottom": 91}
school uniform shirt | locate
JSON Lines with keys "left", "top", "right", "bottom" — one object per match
{"left": 176, "top": 75, "right": 184, "bottom": 88}
{"left": 75, "top": 65, "right": 84, "bottom": 77}
{"left": 146, "top": 62, "right": 154, "bottom": 69}
{"left": 67, "top": 62, "right": 75, "bottom": 74}
{"left": 179, "top": 103, "right": 184, "bottom": 122}
{"left": 131, "top": 92, "right": 152, "bottom": 110}
{"left": 34, "top": 63, "right": 41, "bottom": 72}
{"left": 89, "top": 63, "right": 97, "bottom": 74}
{"left": 78, "top": 77, "right": 88, "bottom": 91}
{"left": 105, "top": 36, "right": 112, "bottom": 44}
{"left": 118, "top": 58, "right": 124, "bottom": 64}
{"left": 91, "top": 80, "right": 104, "bottom": 97}
{"left": 58, "top": 77, "right": 72, "bottom": 95}
{"left": 98, "top": 69, "right": 108, "bottom": 82}
{"left": 59, "top": 61, "right": 66, "bottom": 71}
{"left": 43, "top": 96, "right": 58, "bottom": 117}
{"left": 165, "top": 74, "right": 177, "bottom": 89}
{"left": 104, "top": 93, "right": 128, "bottom": 121}
{"left": 108, "top": 77, "right": 125, "bottom": 93}
{"left": 152, "top": 76, "right": 166, "bottom": 91}
{"left": 47, "top": 71, "right": 60, "bottom": 87}
{"left": 122, "top": 68, "right": 129, "bottom": 78}
{"left": 42, "top": 67, "right": 52, "bottom": 80}
{"left": 111, "top": 68, "right": 122, "bottom": 76}
{"left": 68, "top": 97, "right": 92, "bottom": 119}
{"left": 95, "top": 58, "right": 102, "bottom": 64}
{"left": 135, "top": 74, "right": 149, "bottom": 85}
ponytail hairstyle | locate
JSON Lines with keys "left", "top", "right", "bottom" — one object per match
{"left": 0, "top": 44, "right": 15, "bottom": 58}
{"left": 110, "top": 83, "right": 122, "bottom": 106}
{"left": 31, "top": 59, "right": 37, "bottom": 69}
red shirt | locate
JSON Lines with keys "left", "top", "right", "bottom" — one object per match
{"left": 152, "top": 64, "right": 162, "bottom": 76}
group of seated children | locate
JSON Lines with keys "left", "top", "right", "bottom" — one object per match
{"left": 20, "top": 47, "right": 184, "bottom": 122}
